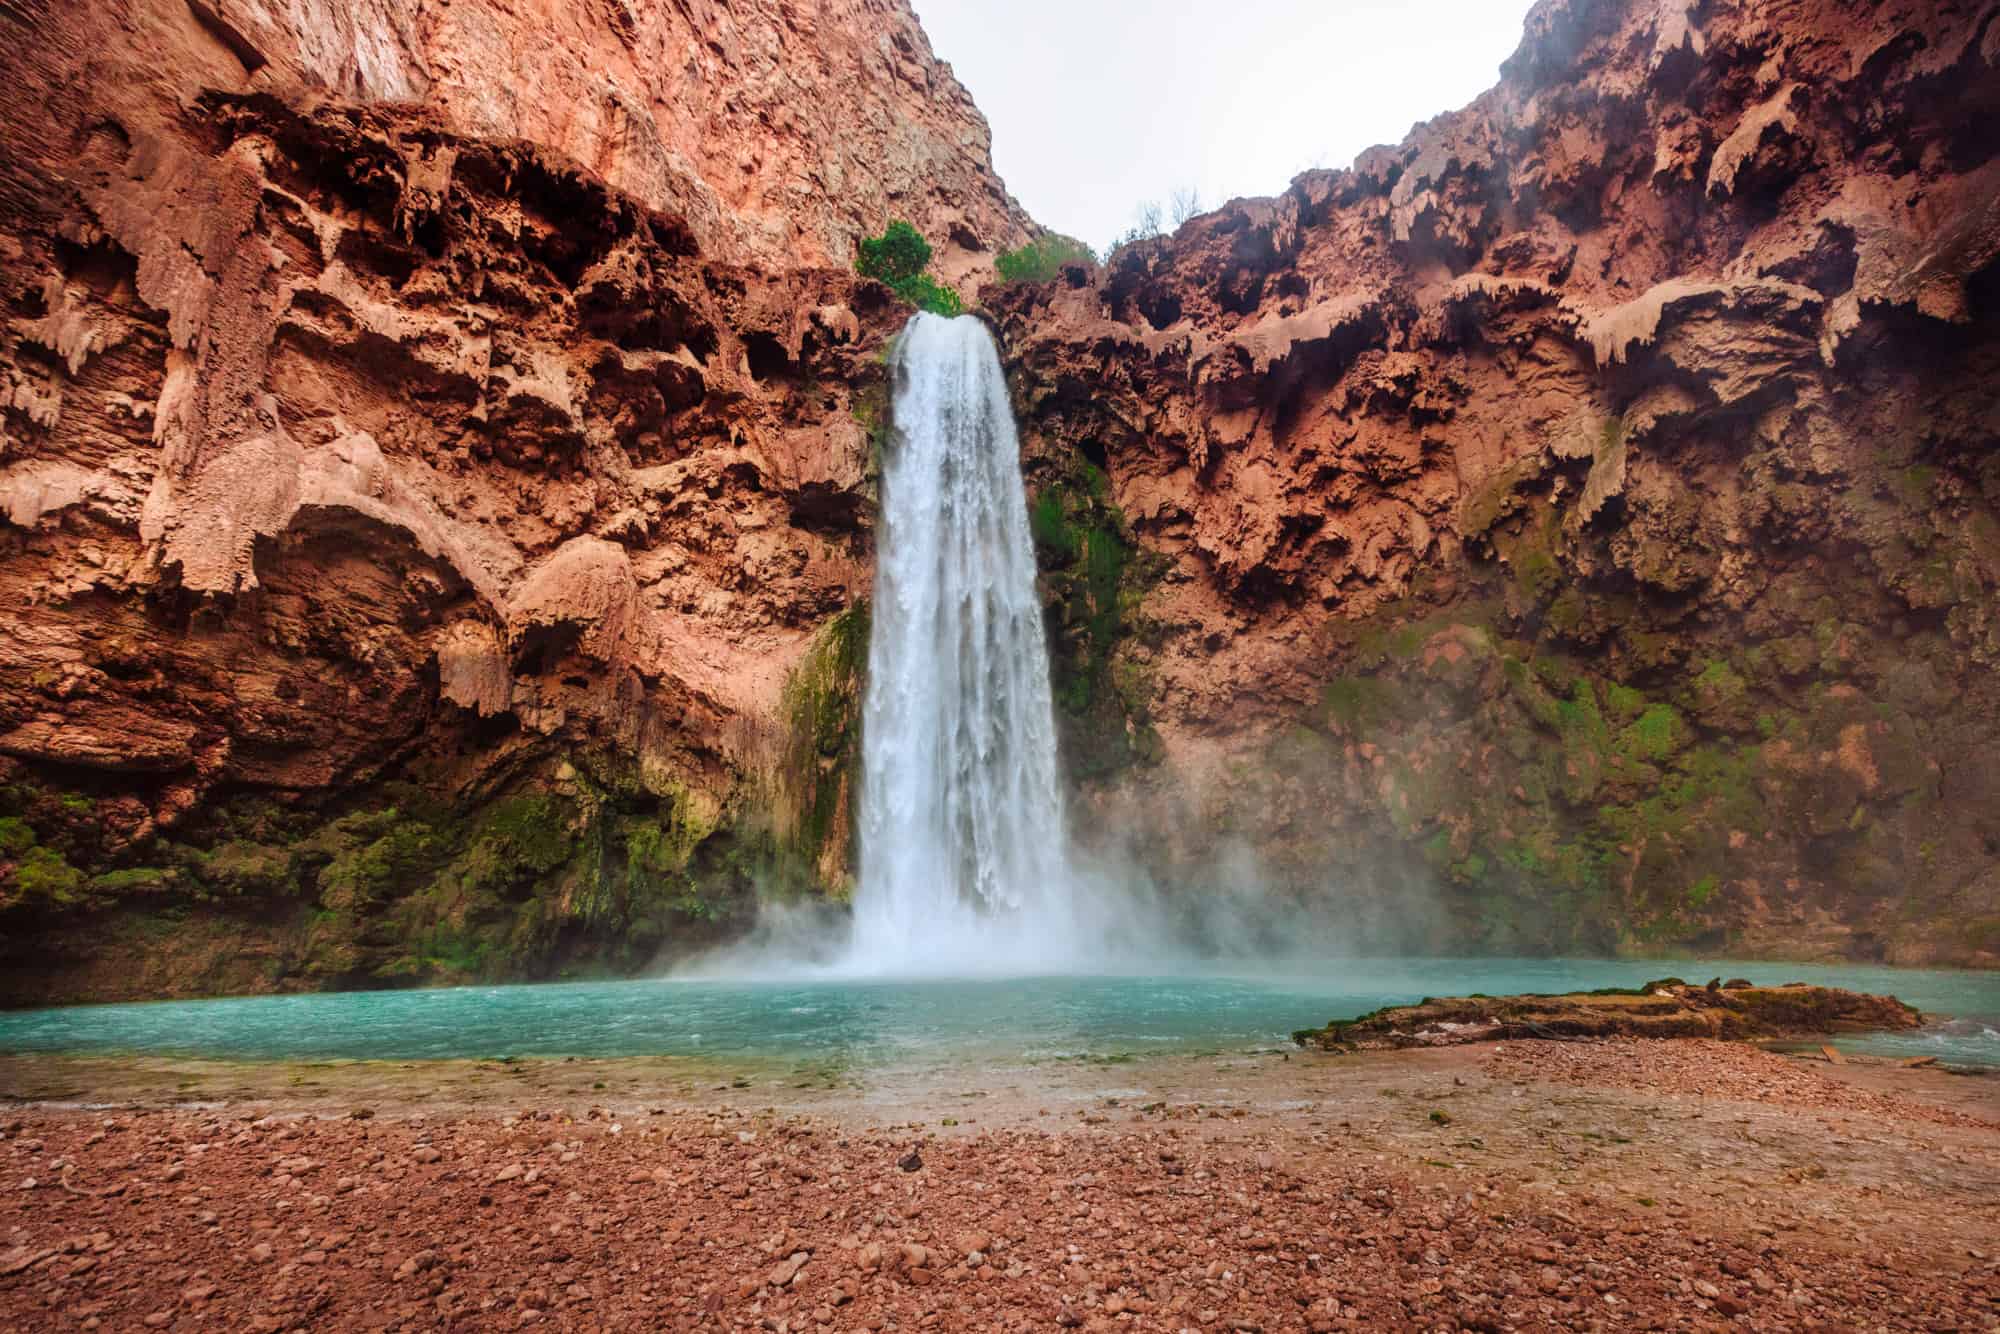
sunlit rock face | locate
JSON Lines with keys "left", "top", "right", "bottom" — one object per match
{"left": 992, "top": 0, "right": 2000, "bottom": 966}
{"left": 37, "top": 0, "right": 1031, "bottom": 276}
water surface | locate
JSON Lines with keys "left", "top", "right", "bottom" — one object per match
{"left": 2, "top": 958, "right": 1994, "bottom": 1071}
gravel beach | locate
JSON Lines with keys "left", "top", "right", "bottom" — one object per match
{"left": 3, "top": 1038, "right": 1995, "bottom": 1330}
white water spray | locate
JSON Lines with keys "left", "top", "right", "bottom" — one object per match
{"left": 845, "top": 313, "right": 1082, "bottom": 973}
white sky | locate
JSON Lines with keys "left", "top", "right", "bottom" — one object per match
{"left": 909, "top": 0, "right": 1539, "bottom": 254}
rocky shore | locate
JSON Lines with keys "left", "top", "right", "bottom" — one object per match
{"left": 2, "top": 1037, "right": 1995, "bottom": 1330}
{"left": 1292, "top": 981, "right": 1923, "bottom": 1051}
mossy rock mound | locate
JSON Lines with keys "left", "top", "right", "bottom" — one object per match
{"left": 1292, "top": 981, "right": 1922, "bottom": 1051}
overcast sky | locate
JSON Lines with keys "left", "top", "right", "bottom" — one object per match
{"left": 909, "top": 0, "right": 1539, "bottom": 254}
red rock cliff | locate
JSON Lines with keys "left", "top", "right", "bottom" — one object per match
{"left": 0, "top": 0, "right": 1017, "bottom": 1000}
{"left": 3, "top": 0, "right": 1997, "bottom": 1002}
{"left": 12, "top": 0, "right": 1028, "bottom": 273}
{"left": 993, "top": 0, "right": 2000, "bottom": 965}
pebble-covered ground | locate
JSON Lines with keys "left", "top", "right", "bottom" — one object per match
{"left": 2, "top": 1039, "right": 1995, "bottom": 1331}
{"left": 1486, "top": 1038, "right": 2000, "bottom": 1130}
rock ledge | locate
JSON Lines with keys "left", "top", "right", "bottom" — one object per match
{"left": 1293, "top": 981, "right": 1923, "bottom": 1051}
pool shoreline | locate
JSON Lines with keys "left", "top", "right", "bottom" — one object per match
{"left": 1, "top": 958, "right": 1994, "bottom": 1072}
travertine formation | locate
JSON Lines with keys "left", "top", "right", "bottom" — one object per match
{"left": 1292, "top": 981, "right": 1924, "bottom": 1051}
{"left": 0, "top": 0, "right": 1000, "bottom": 998}
{"left": 1, "top": 0, "right": 1997, "bottom": 1000}
{"left": 996, "top": 0, "right": 2000, "bottom": 966}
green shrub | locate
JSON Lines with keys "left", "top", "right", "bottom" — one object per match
{"left": 854, "top": 221, "right": 962, "bottom": 316}
{"left": 856, "top": 220, "right": 931, "bottom": 285}
{"left": 996, "top": 233, "right": 1095, "bottom": 284}
{"left": 895, "top": 274, "right": 962, "bottom": 317}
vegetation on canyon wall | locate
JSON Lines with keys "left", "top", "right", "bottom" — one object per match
{"left": 767, "top": 601, "right": 870, "bottom": 898}
{"left": 1, "top": 601, "right": 877, "bottom": 1004}
{"left": 1025, "top": 456, "right": 1169, "bottom": 781}
{"left": 996, "top": 234, "right": 1097, "bottom": 286}
{"left": 854, "top": 221, "right": 963, "bottom": 317}
{"left": 0, "top": 757, "right": 762, "bottom": 1002}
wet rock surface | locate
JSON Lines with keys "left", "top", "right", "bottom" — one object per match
{"left": 2, "top": 1040, "right": 1996, "bottom": 1330}
{"left": 1294, "top": 981, "right": 1923, "bottom": 1051}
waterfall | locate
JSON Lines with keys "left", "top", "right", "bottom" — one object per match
{"left": 847, "top": 312, "right": 1079, "bottom": 974}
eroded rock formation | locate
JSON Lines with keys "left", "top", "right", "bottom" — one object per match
{"left": 0, "top": 0, "right": 1004, "bottom": 1000}
{"left": 2, "top": 0, "right": 1996, "bottom": 1001}
{"left": 1291, "top": 980, "right": 1926, "bottom": 1051}
{"left": 996, "top": 0, "right": 2000, "bottom": 965}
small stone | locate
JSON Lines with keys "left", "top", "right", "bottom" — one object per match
{"left": 412, "top": 1147, "right": 442, "bottom": 1165}
{"left": 1, "top": 1247, "right": 49, "bottom": 1277}
{"left": 896, "top": 1150, "right": 923, "bottom": 1173}
{"left": 493, "top": 1164, "right": 524, "bottom": 1183}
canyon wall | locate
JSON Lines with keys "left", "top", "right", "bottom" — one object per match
{"left": 996, "top": 0, "right": 2000, "bottom": 965}
{"left": 0, "top": 0, "right": 1019, "bottom": 1000}
{"left": 2, "top": 0, "right": 1996, "bottom": 1003}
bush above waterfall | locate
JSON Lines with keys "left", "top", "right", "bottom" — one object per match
{"left": 855, "top": 221, "right": 930, "bottom": 284}
{"left": 854, "top": 221, "right": 963, "bottom": 316}
{"left": 996, "top": 233, "right": 1095, "bottom": 284}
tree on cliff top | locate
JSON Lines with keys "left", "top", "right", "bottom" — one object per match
{"left": 855, "top": 220, "right": 962, "bottom": 317}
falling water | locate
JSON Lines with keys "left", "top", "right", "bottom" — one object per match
{"left": 847, "top": 312, "right": 1079, "bottom": 973}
